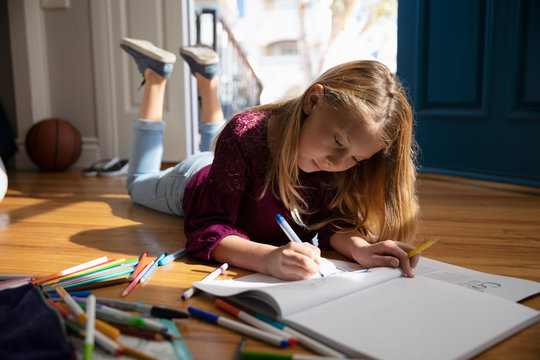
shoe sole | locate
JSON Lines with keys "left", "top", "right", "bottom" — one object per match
{"left": 179, "top": 46, "right": 219, "bottom": 65}
{"left": 121, "top": 38, "right": 176, "bottom": 63}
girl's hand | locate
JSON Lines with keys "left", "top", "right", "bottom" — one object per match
{"left": 350, "top": 240, "right": 419, "bottom": 277}
{"left": 266, "top": 242, "right": 322, "bottom": 280}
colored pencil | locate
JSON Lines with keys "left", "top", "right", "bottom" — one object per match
{"left": 117, "top": 344, "right": 155, "bottom": 360}
{"left": 131, "top": 251, "right": 148, "bottom": 278}
{"left": 44, "top": 267, "right": 134, "bottom": 292}
{"left": 408, "top": 237, "right": 438, "bottom": 258}
{"left": 34, "top": 257, "right": 108, "bottom": 284}
{"left": 63, "top": 278, "right": 131, "bottom": 292}
{"left": 140, "top": 252, "right": 166, "bottom": 283}
{"left": 121, "top": 261, "right": 154, "bottom": 297}
{"left": 43, "top": 258, "right": 133, "bottom": 286}
{"left": 43, "top": 262, "right": 136, "bottom": 289}
{"left": 0, "top": 276, "right": 34, "bottom": 289}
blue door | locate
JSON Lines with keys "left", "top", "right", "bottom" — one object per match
{"left": 398, "top": 0, "right": 540, "bottom": 187}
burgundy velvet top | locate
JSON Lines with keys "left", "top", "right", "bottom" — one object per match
{"left": 182, "top": 110, "right": 340, "bottom": 261}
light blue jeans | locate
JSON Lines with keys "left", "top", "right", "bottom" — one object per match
{"left": 126, "top": 118, "right": 222, "bottom": 216}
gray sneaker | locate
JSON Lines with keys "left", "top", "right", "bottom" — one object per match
{"left": 120, "top": 38, "right": 176, "bottom": 80}
{"left": 179, "top": 45, "right": 219, "bottom": 79}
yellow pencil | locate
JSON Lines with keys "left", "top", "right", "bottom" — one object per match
{"left": 408, "top": 237, "right": 438, "bottom": 258}
{"left": 117, "top": 343, "right": 156, "bottom": 360}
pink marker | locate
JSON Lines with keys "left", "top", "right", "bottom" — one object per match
{"left": 182, "top": 263, "right": 228, "bottom": 300}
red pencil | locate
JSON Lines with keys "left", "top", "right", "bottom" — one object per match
{"left": 121, "top": 261, "right": 154, "bottom": 297}
{"left": 131, "top": 251, "right": 148, "bottom": 278}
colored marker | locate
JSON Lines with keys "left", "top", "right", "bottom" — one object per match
{"left": 122, "top": 261, "right": 154, "bottom": 297}
{"left": 65, "top": 316, "right": 124, "bottom": 356}
{"left": 49, "top": 291, "right": 92, "bottom": 299}
{"left": 256, "top": 313, "right": 345, "bottom": 357}
{"left": 55, "top": 287, "right": 121, "bottom": 340}
{"left": 159, "top": 248, "right": 188, "bottom": 266}
{"left": 140, "top": 252, "right": 167, "bottom": 283}
{"left": 188, "top": 306, "right": 288, "bottom": 348}
{"left": 56, "top": 286, "right": 87, "bottom": 323}
{"left": 75, "top": 297, "right": 168, "bottom": 334}
{"left": 215, "top": 299, "right": 296, "bottom": 346}
{"left": 95, "top": 297, "right": 188, "bottom": 319}
{"left": 84, "top": 295, "right": 96, "bottom": 360}
{"left": 408, "top": 237, "right": 438, "bottom": 258}
{"left": 275, "top": 214, "right": 302, "bottom": 243}
{"left": 182, "top": 263, "right": 228, "bottom": 300}
{"left": 35, "top": 257, "right": 108, "bottom": 283}
{"left": 276, "top": 214, "right": 324, "bottom": 277}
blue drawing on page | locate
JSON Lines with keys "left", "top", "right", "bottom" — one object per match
{"left": 316, "top": 258, "right": 369, "bottom": 278}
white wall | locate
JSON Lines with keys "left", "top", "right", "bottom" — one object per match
{"left": 8, "top": 0, "right": 196, "bottom": 170}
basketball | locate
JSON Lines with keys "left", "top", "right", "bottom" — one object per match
{"left": 25, "top": 118, "right": 82, "bottom": 171}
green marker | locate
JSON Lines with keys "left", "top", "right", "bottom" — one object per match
{"left": 84, "top": 295, "right": 96, "bottom": 360}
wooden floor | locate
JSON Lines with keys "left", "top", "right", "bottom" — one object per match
{"left": 1, "top": 168, "right": 539, "bottom": 359}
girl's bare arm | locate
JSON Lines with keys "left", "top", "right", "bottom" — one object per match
{"left": 212, "top": 235, "right": 322, "bottom": 280}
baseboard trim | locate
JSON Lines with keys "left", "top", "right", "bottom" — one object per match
{"left": 14, "top": 136, "right": 101, "bottom": 171}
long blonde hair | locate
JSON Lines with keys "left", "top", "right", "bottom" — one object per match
{"left": 250, "top": 60, "right": 418, "bottom": 243}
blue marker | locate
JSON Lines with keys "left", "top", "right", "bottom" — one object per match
{"left": 158, "top": 248, "right": 188, "bottom": 266}
{"left": 188, "top": 306, "right": 288, "bottom": 348}
{"left": 275, "top": 214, "right": 302, "bottom": 243}
{"left": 276, "top": 213, "right": 323, "bottom": 276}
{"left": 49, "top": 290, "right": 92, "bottom": 298}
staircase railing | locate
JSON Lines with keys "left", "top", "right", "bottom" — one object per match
{"left": 196, "top": 8, "right": 262, "bottom": 119}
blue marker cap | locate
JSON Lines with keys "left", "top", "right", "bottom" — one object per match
{"left": 275, "top": 214, "right": 285, "bottom": 223}
{"left": 159, "top": 248, "right": 188, "bottom": 266}
{"left": 188, "top": 306, "right": 219, "bottom": 324}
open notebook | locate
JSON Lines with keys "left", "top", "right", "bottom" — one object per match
{"left": 194, "top": 258, "right": 540, "bottom": 360}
